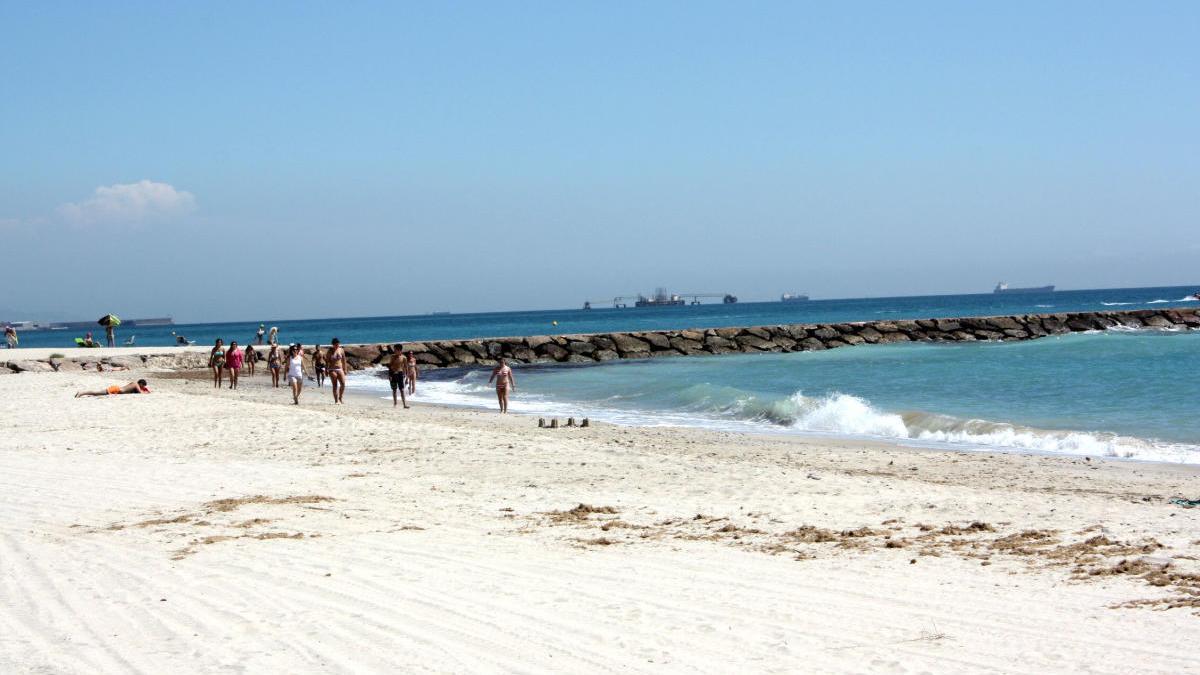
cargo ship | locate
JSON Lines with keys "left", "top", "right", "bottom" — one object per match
{"left": 635, "top": 288, "right": 685, "bottom": 307}
{"left": 993, "top": 282, "right": 1055, "bottom": 294}
{"left": 781, "top": 293, "right": 810, "bottom": 303}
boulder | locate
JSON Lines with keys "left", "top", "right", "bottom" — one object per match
{"left": 566, "top": 341, "right": 597, "bottom": 354}
{"left": 734, "top": 335, "right": 773, "bottom": 350}
{"left": 934, "top": 318, "right": 961, "bottom": 332}
{"left": 773, "top": 336, "right": 799, "bottom": 349}
{"left": 640, "top": 332, "right": 671, "bottom": 350}
{"left": 463, "top": 341, "right": 488, "bottom": 358}
{"left": 839, "top": 334, "right": 865, "bottom": 346}
{"left": 812, "top": 326, "right": 839, "bottom": 340}
{"left": 104, "top": 356, "right": 145, "bottom": 369}
{"left": 669, "top": 337, "right": 705, "bottom": 353}
{"left": 784, "top": 325, "right": 809, "bottom": 340}
{"left": 800, "top": 338, "right": 826, "bottom": 351}
{"left": 951, "top": 331, "right": 977, "bottom": 341}
{"left": 566, "top": 354, "right": 595, "bottom": 364}
{"left": 404, "top": 342, "right": 430, "bottom": 353}
{"left": 9, "top": 360, "right": 55, "bottom": 373}
{"left": 680, "top": 330, "right": 705, "bottom": 342}
{"left": 858, "top": 327, "right": 883, "bottom": 343}
{"left": 594, "top": 349, "right": 620, "bottom": 361}
{"left": 540, "top": 343, "right": 569, "bottom": 361}
{"left": 450, "top": 348, "right": 477, "bottom": 364}
{"left": 715, "top": 327, "right": 741, "bottom": 339}
{"left": 51, "top": 359, "right": 80, "bottom": 372}
{"left": 414, "top": 352, "right": 443, "bottom": 365}
{"left": 704, "top": 335, "right": 735, "bottom": 349}
{"left": 1142, "top": 315, "right": 1174, "bottom": 329}
{"left": 591, "top": 336, "right": 616, "bottom": 351}
{"left": 510, "top": 348, "right": 536, "bottom": 362}
{"left": 1002, "top": 329, "right": 1029, "bottom": 339}
{"left": 610, "top": 333, "right": 650, "bottom": 354}
{"left": 877, "top": 332, "right": 911, "bottom": 344}
{"left": 974, "top": 330, "right": 1004, "bottom": 341}
{"left": 744, "top": 327, "right": 771, "bottom": 340}
{"left": 983, "top": 316, "right": 1023, "bottom": 331}
{"left": 526, "top": 335, "right": 554, "bottom": 349}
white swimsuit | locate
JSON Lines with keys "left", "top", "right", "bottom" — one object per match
{"left": 287, "top": 355, "right": 303, "bottom": 381}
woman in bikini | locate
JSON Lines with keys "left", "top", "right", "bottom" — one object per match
{"left": 209, "top": 339, "right": 226, "bottom": 388}
{"left": 226, "top": 340, "right": 244, "bottom": 389}
{"left": 326, "top": 338, "right": 347, "bottom": 404}
{"left": 406, "top": 351, "right": 418, "bottom": 396}
{"left": 267, "top": 344, "right": 282, "bottom": 388}
{"left": 487, "top": 358, "right": 516, "bottom": 413}
{"left": 313, "top": 345, "right": 326, "bottom": 388}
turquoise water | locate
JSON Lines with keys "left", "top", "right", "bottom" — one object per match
{"left": 356, "top": 329, "right": 1200, "bottom": 463}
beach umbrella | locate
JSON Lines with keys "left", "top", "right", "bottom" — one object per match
{"left": 97, "top": 314, "right": 121, "bottom": 327}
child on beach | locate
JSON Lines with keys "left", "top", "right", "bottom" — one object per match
{"left": 286, "top": 344, "right": 306, "bottom": 404}
{"left": 267, "top": 344, "right": 282, "bottom": 388}
{"left": 226, "top": 341, "right": 244, "bottom": 389}
{"left": 4, "top": 325, "right": 17, "bottom": 349}
{"left": 209, "top": 339, "right": 226, "bottom": 388}
{"left": 488, "top": 358, "right": 515, "bottom": 413}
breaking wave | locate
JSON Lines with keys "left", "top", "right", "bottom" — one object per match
{"left": 350, "top": 368, "right": 1199, "bottom": 463}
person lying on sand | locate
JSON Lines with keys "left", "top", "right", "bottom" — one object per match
{"left": 75, "top": 379, "right": 151, "bottom": 397}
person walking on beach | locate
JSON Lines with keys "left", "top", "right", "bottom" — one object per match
{"left": 244, "top": 344, "right": 257, "bottom": 377}
{"left": 75, "top": 379, "right": 151, "bottom": 397}
{"left": 488, "top": 358, "right": 515, "bottom": 413}
{"left": 313, "top": 345, "right": 326, "bottom": 388}
{"left": 406, "top": 351, "right": 418, "bottom": 396}
{"left": 226, "top": 340, "right": 244, "bottom": 389}
{"left": 255, "top": 324, "right": 265, "bottom": 345}
{"left": 267, "top": 343, "right": 282, "bottom": 388}
{"left": 209, "top": 339, "right": 226, "bottom": 388}
{"left": 268, "top": 326, "right": 279, "bottom": 346}
{"left": 388, "top": 345, "right": 409, "bottom": 408}
{"left": 4, "top": 325, "right": 17, "bottom": 349}
{"left": 326, "top": 338, "right": 347, "bottom": 404}
{"left": 286, "top": 344, "right": 306, "bottom": 404}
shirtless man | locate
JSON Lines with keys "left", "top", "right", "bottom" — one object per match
{"left": 76, "top": 379, "right": 151, "bottom": 397}
{"left": 487, "top": 358, "right": 516, "bottom": 413}
{"left": 406, "top": 351, "right": 418, "bottom": 396}
{"left": 387, "top": 344, "right": 409, "bottom": 408}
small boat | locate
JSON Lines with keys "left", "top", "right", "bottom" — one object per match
{"left": 781, "top": 293, "right": 810, "bottom": 303}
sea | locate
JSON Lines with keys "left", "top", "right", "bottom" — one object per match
{"left": 20, "top": 285, "right": 1200, "bottom": 463}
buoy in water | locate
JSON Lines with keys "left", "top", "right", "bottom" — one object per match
{"left": 552, "top": 321, "right": 558, "bottom": 326}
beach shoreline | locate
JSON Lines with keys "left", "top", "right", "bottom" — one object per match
{"left": 2, "top": 367, "right": 1198, "bottom": 672}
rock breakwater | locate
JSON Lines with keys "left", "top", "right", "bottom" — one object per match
{"left": 6, "top": 308, "right": 1197, "bottom": 375}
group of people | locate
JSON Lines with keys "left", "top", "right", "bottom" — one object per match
{"left": 207, "top": 337, "right": 421, "bottom": 407}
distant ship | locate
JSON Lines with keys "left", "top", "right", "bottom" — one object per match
{"left": 635, "top": 288, "right": 686, "bottom": 307}
{"left": 781, "top": 293, "right": 810, "bottom": 303}
{"left": 994, "top": 282, "right": 1055, "bottom": 294}
{"left": 129, "top": 317, "right": 174, "bottom": 326}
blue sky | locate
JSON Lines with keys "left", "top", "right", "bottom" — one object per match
{"left": 1, "top": 1, "right": 1197, "bottom": 322}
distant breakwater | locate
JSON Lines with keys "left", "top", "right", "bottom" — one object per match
{"left": 5, "top": 308, "right": 1198, "bottom": 375}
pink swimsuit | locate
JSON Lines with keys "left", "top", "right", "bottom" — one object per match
{"left": 226, "top": 350, "right": 244, "bottom": 369}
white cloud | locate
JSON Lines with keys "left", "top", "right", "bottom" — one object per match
{"left": 56, "top": 180, "right": 196, "bottom": 226}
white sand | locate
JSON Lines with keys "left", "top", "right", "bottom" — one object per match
{"left": 2, "top": 369, "right": 1199, "bottom": 673}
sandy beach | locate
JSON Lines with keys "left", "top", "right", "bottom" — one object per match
{"left": 2, "top": 366, "right": 1199, "bottom": 673}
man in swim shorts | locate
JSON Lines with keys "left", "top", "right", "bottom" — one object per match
{"left": 75, "top": 379, "right": 151, "bottom": 397}
{"left": 387, "top": 344, "right": 409, "bottom": 408}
